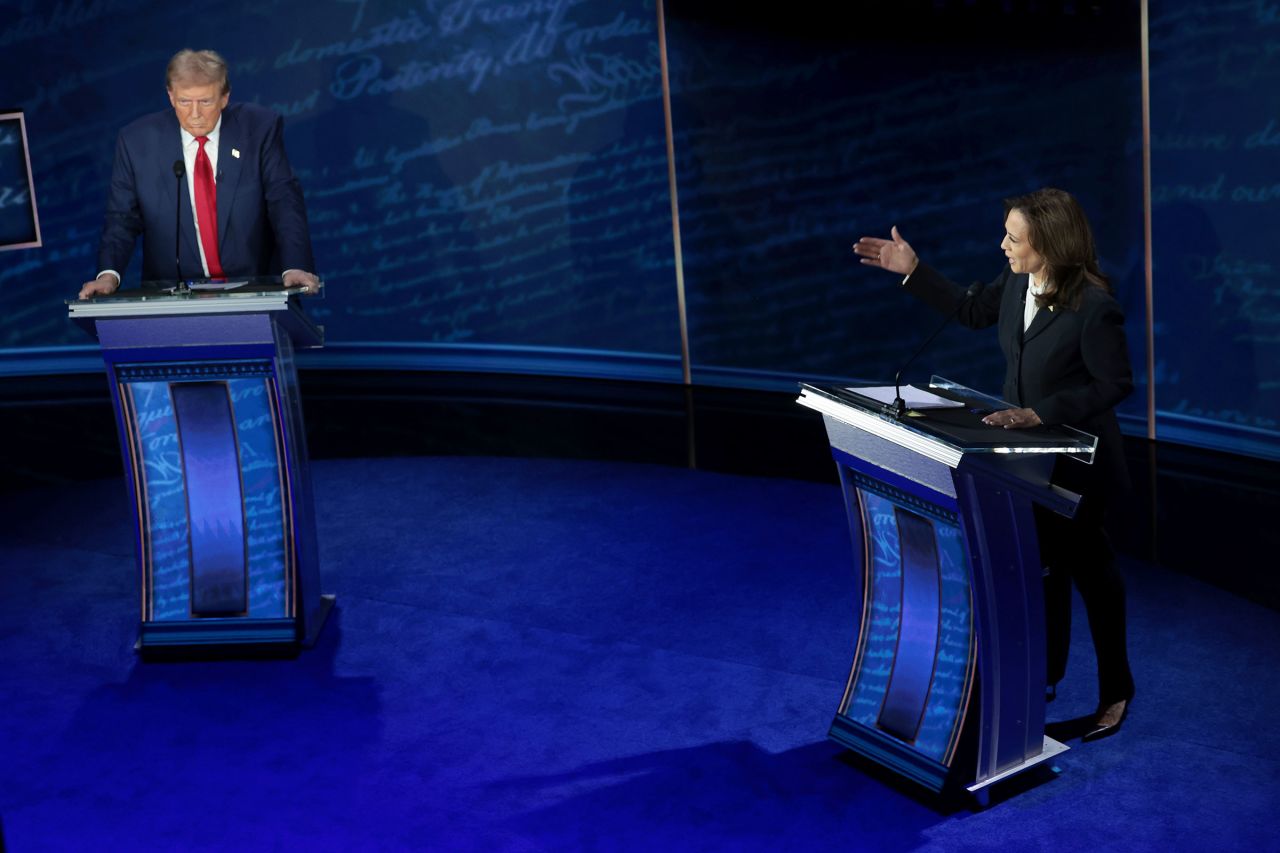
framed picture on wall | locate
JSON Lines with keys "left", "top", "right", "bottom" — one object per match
{"left": 1, "top": 110, "right": 41, "bottom": 251}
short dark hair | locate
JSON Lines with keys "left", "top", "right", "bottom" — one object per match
{"left": 1004, "top": 187, "right": 1110, "bottom": 311}
{"left": 166, "top": 49, "right": 230, "bottom": 95}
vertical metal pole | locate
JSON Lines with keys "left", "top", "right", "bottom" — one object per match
{"left": 1140, "top": 0, "right": 1158, "bottom": 562}
{"left": 656, "top": 0, "right": 696, "bottom": 467}
{"left": 1140, "top": 0, "right": 1155, "bottom": 441}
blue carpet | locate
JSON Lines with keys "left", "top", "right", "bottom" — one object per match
{"left": 1, "top": 457, "right": 1278, "bottom": 851}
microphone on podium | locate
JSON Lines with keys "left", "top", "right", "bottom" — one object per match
{"left": 173, "top": 159, "right": 186, "bottom": 290}
{"left": 887, "top": 280, "right": 985, "bottom": 418}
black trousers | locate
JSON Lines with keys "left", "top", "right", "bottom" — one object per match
{"left": 1034, "top": 500, "right": 1135, "bottom": 707}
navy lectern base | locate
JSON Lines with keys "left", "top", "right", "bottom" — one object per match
{"left": 69, "top": 284, "right": 332, "bottom": 656}
{"left": 964, "top": 736, "right": 1068, "bottom": 806}
{"left": 133, "top": 594, "right": 336, "bottom": 659}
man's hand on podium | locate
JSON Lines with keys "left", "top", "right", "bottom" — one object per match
{"left": 282, "top": 269, "right": 320, "bottom": 294}
{"left": 78, "top": 273, "right": 120, "bottom": 300}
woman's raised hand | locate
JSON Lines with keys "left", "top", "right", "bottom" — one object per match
{"left": 852, "top": 226, "right": 919, "bottom": 277}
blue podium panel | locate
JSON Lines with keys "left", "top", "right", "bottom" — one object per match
{"left": 172, "top": 381, "right": 248, "bottom": 615}
{"left": 69, "top": 287, "right": 329, "bottom": 652}
{"left": 831, "top": 464, "right": 976, "bottom": 791}
{"left": 121, "top": 368, "right": 293, "bottom": 625}
{"left": 799, "top": 381, "right": 1087, "bottom": 797}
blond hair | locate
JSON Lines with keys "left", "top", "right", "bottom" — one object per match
{"left": 165, "top": 49, "right": 230, "bottom": 94}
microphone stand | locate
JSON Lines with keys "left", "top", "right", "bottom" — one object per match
{"left": 173, "top": 159, "right": 188, "bottom": 294}
{"left": 886, "top": 281, "right": 984, "bottom": 418}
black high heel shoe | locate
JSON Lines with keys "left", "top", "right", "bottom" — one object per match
{"left": 1082, "top": 698, "right": 1130, "bottom": 742}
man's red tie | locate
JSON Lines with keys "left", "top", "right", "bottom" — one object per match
{"left": 194, "top": 136, "right": 224, "bottom": 278}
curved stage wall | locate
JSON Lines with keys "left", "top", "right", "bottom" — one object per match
{"left": 0, "top": 0, "right": 1276, "bottom": 460}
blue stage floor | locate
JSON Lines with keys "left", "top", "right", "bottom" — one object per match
{"left": 2, "top": 457, "right": 1278, "bottom": 850}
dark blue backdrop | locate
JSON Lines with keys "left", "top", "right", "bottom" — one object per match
{"left": 663, "top": 3, "right": 1145, "bottom": 404}
{"left": 0, "top": 0, "right": 1276, "bottom": 459}
{"left": 1147, "top": 1, "right": 1280, "bottom": 456}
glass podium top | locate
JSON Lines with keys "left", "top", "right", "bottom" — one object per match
{"left": 68, "top": 276, "right": 322, "bottom": 305}
{"left": 797, "top": 376, "right": 1098, "bottom": 467}
{"left": 66, "top": 277, "right": 325, "bottom": 345}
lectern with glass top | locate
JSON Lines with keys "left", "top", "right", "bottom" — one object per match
{"left": 68, "top": 280, "right": 332, "bottom": 653}
{"left": 797, "top": 377, "right": 1096, "bottom": 801}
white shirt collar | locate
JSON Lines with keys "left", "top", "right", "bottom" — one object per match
{"left": 1023, "top": 272, "right": 1050, "bottom": 331}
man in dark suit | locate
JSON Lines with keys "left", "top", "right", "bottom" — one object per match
{"left": 78, "top": 49, "right": 318, "bottom": 298}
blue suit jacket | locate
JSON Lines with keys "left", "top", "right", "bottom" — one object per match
{"left": 97, "top": 102, "right": 314, "bottom": 281}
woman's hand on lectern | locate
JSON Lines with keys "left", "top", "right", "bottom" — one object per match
{"left": 982, "top": 407, "right": 1043, "bottom": 429}
{"left": 853, "top": 226, "right": 920, "bottom": 277}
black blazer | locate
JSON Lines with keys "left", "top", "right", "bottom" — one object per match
{"left": 904, "top": 263, "right": 1134, "bottom": 499}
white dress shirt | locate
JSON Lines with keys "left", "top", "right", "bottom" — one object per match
{"left": 1024, "top": 273, "right": 1048, "bottom": 331}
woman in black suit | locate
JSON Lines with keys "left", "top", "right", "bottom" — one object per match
{"left": 853, "top": 187, "right": 1135, "bottom": 740}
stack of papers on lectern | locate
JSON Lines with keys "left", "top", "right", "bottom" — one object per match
{"left": 188, "top": 280, "right": 250, "bottom": 291}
